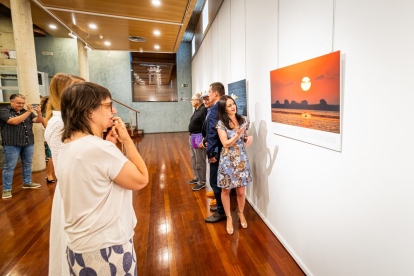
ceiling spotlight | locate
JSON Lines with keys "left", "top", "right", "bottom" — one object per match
{"left": 84, "top": 45, "right": 92, "bottom": 51}
{"left": 68, "top": 32, "right": 77, "bottom": 39}
{"left": 152, "top": 0, "right": 161, "bottom": 6}
{"left": 89, "top": 24, "right": 97, "bottom": 29}
{"left": 99, "top": 35, "right": 103, "bottom": 39}
{"left": 154, "top": 30, "right": 161, "bottom": 36}
{"left": 154, "top": 45, "right": 160, "bottom": 50}
{"left": 49, "top": 24, "right": 57, "bottom": 29}
{"left": 104, "top": 41, "right": 111, "bottom": 46}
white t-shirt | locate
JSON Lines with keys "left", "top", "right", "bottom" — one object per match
{"left": 57, "top": 135, "right": 136, "bottom": 253}
{"left": 45, "top": 111, "right": 70, "bottom": 275}
{"left": 45, "top": 111, "right": 63, "bottom": 170}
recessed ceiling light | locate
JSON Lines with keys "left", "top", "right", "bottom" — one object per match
{"left": 49, "top": 24, "right": 57, "bottom": 29}
{"left": 104, "top": 41, "right": 111, "bottom": 46}
{"left": 152, "top": 0, "right": 161, "bottom": 6}
{"left": 89, "top": 24, "right": 97, "bottom": 29}
{"left": 154, "top": 30, "right": 161, "bottom": 36}
{"left": 154, "top": 45, "right": 160, "bottom": 50}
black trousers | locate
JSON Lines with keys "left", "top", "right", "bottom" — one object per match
{"left": 209, "top": 158, "right": 225, "bottom": 214}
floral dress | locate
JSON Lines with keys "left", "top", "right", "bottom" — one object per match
{"left": 216, "top": 118, "right": 252, "bottom": 189}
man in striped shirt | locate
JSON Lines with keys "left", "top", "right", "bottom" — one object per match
{"left": 0, "top": 94, "right": 43, "bottom": 199}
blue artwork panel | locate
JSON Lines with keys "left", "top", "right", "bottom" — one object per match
{"left": 228, "top": 79, "right": 247, "bottom": 116}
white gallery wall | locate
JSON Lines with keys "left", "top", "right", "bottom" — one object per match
{"left": 191, "top": 0, "right": 414, "bottom": 275}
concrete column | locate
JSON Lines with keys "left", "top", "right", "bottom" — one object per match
{"left": 10, "top": 0, "right": 45, "bottom": 172}
{"left": 77, "top": 39, "right": 89, "bottom": 81}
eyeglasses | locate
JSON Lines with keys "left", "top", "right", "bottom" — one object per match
{"left": 101, "top": 101, "right": 113, "bottom": 110}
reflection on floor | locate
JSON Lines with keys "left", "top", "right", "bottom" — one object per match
{"left": 0, "top": 132, "right": 304, "bottom": 275}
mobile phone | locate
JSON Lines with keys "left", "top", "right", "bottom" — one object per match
{"left": 31, "top": 104, "right": 40, "bottom": 107}
{"left": 240, "top": 120, "right": 248, "bottom": 130}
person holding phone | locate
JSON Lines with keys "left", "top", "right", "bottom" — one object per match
{"left": 216, "top": 95, "right": 253, "bottom": 235}
{"left": 0, "top": 94, "right": 43, "bottom": 199}
{"left": 58, "top": 82, "right": 148, "bottom": 275}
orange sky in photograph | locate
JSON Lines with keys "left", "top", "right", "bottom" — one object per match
{"left": 270, "top": 51, "right": 340, "bottom": 105}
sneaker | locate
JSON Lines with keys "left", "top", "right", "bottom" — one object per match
{"left": 2, "top": 190, "right": 12, "bottom": 199}
{"left": 188, "top": 178, "right": 199, "bottom": 184}
{"left": 192, "top": 183, "right": 206, "bottom": 191}
{"left": 23, "top": 182, "right": 41, "bottom": 189}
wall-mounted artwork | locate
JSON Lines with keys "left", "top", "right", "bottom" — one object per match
{"left": 270, "top": 51, "right": 342, "bottom": 151}
{"left": 228, "top": 79, "right": 247, "bottom": 116}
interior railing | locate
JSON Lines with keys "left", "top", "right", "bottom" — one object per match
{"left": 112, "top": 99, "right": 141, "bottom": 137}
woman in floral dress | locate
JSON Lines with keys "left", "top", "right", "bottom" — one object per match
{"left": 216, "top": 95, "right": 253, "bottom": 235}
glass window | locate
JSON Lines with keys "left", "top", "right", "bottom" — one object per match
{"left": 202, "top": 0, "right": 209, "bottom": 33}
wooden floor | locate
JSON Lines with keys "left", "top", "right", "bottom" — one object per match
{"left": 0, "top": 133, "right": 304, "bottom": 276}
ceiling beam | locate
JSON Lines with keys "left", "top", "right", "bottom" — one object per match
{"left": 45, "top": 6, "right": 183, "bottom": 26}
{"left": 173, "top": 0, "right": 196, "bottom": 52}
{"left": 31, "top": 0, "right": 93, "bottom": 49}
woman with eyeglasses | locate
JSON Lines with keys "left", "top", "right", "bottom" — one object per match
{"left": 57, "top": 82, "right": 148, "bottom": 275}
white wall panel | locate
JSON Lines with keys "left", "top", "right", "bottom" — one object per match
{"left": 230, "top": 0, "right": 246, "bottom": 82}
{"left": 192, "top": 0, "right": 414, "bottom": 275}
{"left": 211, "top": 18, "right": 219, "bottom": 82}
{"left": 191, "top": 54, "right": 197, "bottom": 93}
{"left": 203, "top": 29, "right": 213, "bottom": 91}
{"left": 216, "top": 0, "right": 231, "bottom": 88}
{"left": 279, "top": 0, "right": 334, "bottom": 67}
{"left": 198, "top": 41, "right": 205, "bottom": 89}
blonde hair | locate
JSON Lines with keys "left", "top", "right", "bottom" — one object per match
{"left": 46, "top": 73, "right": 85, "bottom": 120}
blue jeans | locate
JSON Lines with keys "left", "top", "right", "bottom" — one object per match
{"left": 2, "top": 144, "right": 34, "bottom": 191}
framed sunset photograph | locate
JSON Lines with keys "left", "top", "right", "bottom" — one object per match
{"left": 270, "top": 51, "right": 342, "bottom": 151}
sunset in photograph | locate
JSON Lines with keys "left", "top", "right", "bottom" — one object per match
{"left": 270, "top": 51, "right": 341, "bottom": 133}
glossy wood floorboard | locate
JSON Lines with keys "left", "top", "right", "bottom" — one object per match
{"left": 0, "top": 133, "right": 305, "bottom": 276}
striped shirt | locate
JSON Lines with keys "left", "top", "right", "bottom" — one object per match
{"left": 0, "top": 106, "right": 36, "bottom": 146}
